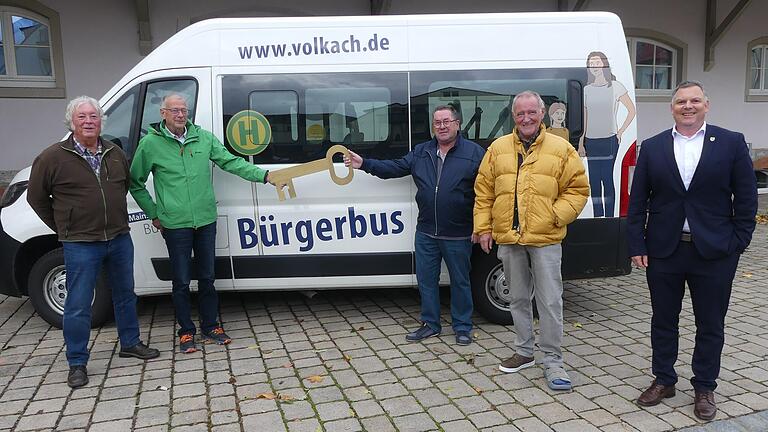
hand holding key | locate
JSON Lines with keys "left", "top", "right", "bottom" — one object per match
{"left": 269, "top": 144, "right": 354, "bottom": 201}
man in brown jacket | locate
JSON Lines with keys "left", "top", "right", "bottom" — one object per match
{"left": 27, "top": 96, "right": 159, "bottom": 389}
{"left": 474, "top": 91, "right": 588, "bottom": 390}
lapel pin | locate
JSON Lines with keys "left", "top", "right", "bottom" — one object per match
{"left": 709, "top": 137, "right": 715, "bottom": 141}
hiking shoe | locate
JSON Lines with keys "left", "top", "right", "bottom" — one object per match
{"left": 405, "top": 323, "right": 440, "bottom": 342}
{"left": 499, "top": 354, "right": 535, "bottom": 373}
{"left": 67, "top": 365, "right": 88, "bottom": 388}
{"left": 203, "top": 327, "right": 232, "bottom": 345}
{"left": 119, "top": 341, "right": 160, "bottom": 360}
{"left": 179, "top": 333, "right": 198, "bottom": 353}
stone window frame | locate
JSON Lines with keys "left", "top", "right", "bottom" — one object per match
{"left": 0, "top": 0, "right": 65, "bottom": 98}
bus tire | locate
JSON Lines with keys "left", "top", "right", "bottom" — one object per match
{"left": 27, "top": 248, "right": 113, "bottom": 329}
{"left": 470, "top": 245, "right": 513, "bottom": 325}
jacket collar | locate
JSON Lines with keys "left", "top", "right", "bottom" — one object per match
{"left": 512, "top": 124, "right": 547, "bottom": 152}
{"left": 60, "top": 134, "right": 114, "bottom": 153}
{"left": 425, "top": 133, "right": 465, "bottom": 154}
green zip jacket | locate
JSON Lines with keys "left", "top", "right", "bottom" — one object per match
{"left": 129, "top": 120, "right": 268, "bottom": 229}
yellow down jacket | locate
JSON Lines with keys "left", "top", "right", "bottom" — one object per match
{"left": 473, "top": 125, "right": 589, "bottom": 246}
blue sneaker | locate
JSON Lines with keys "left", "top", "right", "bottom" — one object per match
{"left": 405, "top": 323, "right": 440, "bottom": 342}
{"left": 455, "top": 330, "right": 472, "bottom": 346}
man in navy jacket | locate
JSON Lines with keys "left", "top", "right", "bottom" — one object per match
{"left": 344, "top": 105, "right": 485, "bottom": 345}
{"left": 627, "top": 81, "right": 757, "bottom": 421}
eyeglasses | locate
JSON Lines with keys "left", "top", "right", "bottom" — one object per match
{"left": 162, "top": 108, "right": 188, "bottom": 115}
{"left": 75, "top": 114, "right": 101, "bottom": 122}
{"left": 432, "top": 119, "right": 458, "bottom": 128}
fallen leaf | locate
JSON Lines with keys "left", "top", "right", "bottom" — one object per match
{"left": 256, "top": 392, "right": 278, "bottom": 400}
{"left": 357, "top": 326, "right": 365, "bottom": 331}
{"left": 343, "top": 354, "right": 352, "bottom": 362}
{"left": 473, "top": 386, "right": 483, "bottom": 394}
{"left": 306, "top": 375, "right": 325, "bottom": 384}
{"left": 228, "top": 376, "right": 237, "bottom": 384}
{"left": 573, "top": 322, "right": 583, "bottom": 329}
{"left": 756, "top": 214, "right": 767, "bottom": 225}
{"left": 278, "top": 394, "right": 296, "bottom": 401}
{"left": 465, "top": 354, "right": 475, "bottom": 365}
{"left": 283, "top": 362, "right": 294, "bottom": 369}
{"left": 743, "top": 272, "right": 753, "bottom": 278}
{"left": 490, "top": 404, "right": 497, "bottom": 410}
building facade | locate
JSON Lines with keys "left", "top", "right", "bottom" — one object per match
{"left": 1, "top": 0, "right": 766, "bottom": 173}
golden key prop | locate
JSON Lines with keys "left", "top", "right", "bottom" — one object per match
{"left": 269, "top": 144, "right": 354, "bottom": 201}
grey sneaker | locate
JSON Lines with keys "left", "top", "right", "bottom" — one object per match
{"left": 499, "top": 354, "right": 535, "bottom": 373}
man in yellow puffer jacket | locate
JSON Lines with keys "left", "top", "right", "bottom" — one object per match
{"left": 474, "top": 91, "right": 588, "bottom": 390}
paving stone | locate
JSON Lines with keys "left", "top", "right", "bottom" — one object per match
{"left": 469, "top": 410, "right": 511, "bottom": 428}
{"left": 442, "top": 419, "right": 480, "bottom": 432}
{"left": 56, "top": 413, "right": 91, "bottom": 431}
{"left": 88, "top": 419, "right": 133, "bottom": 432}
{"left": 136, "top": 406, "right": 170, "bottom": 428}
{"left": 287, "top": 418, "right": 321, "bottom": 432}
{"left": 308, "top": 385, "right": 344, "bottom": 403}
{"left": 14, "top": 412, "right": 59, "bottom": 431}
{"left": 92, "top": 398, "right": 136, "bottom": 422}
{"left": 316, "top": 400, "right": 353, "bottom": 421}
{"left": 391, "top": 412, "right": 438, "bottom": 432}
{"left": 381, "top": 395, "right": 424, "bottom": 416}
{"left": 351, "top": 399, "right": 385, "bottom": 418}
{"left": 361, "top": 415, "right": 398, "bottom": 432}
{"left": 551, "top": 419, "right": 601, "bottom": 432}
{"left": 324, "top": 417, "right": 363, "bottom": 432}
{"left": 242, "top": 410, "right": 287, "bottom": 432}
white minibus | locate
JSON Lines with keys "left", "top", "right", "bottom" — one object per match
{"left": 0, "top": 12, "right": 637, "bottom": 327}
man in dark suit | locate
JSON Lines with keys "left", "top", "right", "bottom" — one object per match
{"left": 627, "top": 80, "right": 757, "bottom": 421}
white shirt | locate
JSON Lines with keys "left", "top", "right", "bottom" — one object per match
{"left": 671, "top": 121, "right": 706, "bottom": 232}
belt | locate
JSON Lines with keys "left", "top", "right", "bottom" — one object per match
{"left": 680, "top": 232, "right": 693, "bottom": 242}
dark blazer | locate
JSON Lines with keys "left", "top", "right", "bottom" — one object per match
{"left": 627, "top": 124, "right": 757, "bottom": 260}
{"left": 361, "top": 135, "right": 485, "bottom": 237}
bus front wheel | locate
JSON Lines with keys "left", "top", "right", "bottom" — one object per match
{"left": 471, "top": 246, "right": 513, "bottom": 325}
{"left": 27, "top": 248, "right": 113, "bottom": 329}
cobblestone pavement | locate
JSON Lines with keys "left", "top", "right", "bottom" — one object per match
{"left": 0, "top": 224, "right": 766, "bottom": 432}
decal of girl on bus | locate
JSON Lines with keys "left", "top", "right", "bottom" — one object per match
{"left": 579, "top": 51, "right": 636, "bottom": 218}
{"left": 547, "top": 101, "right": 569, "bottom": 141}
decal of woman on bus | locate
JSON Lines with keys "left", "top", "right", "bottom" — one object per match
{"left": 547, "top": 101, "right": 569, "bottom": 141}
{"left": 579, "top": 51, "right": 636, "bottom": 218}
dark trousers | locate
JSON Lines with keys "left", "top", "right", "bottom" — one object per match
{"left": 162, "top": 222, "right": 220, "bottom": 336}
{"left": 646, "top": 241, "right": 740, "bottom": 392}
{"left": 585, "top": 136, "right": 619, "bottom": 218}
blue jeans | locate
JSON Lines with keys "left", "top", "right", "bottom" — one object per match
{"left": 62, "top": 232, "right": 140, "bottom": 366}
{"left": 162, "top": 222, "right": 219, "bottom": 336}
{"left": 585, "top": 135, "right": 619, "bottom": 217}
{"left": 414, "top": 231, "right": 473, "bottom": 333}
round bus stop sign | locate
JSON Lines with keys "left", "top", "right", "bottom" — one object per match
{"left": 226, "top": 110, "right": 272, "bottom": 156}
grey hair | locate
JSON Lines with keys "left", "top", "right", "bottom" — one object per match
{"left": 512, "top": 91, "right": 546, "bottom": 112}
{"left": 64, "top": 96, "right": 104, "bottom": 131}
{"left": 161, "top": 93, "right": 188, "bottom": 108}
{"left": 433, "top": 104, "right": 459, "bottom": 120}
{"left": 672, "top": 80, "right": 709, "bottom": 103}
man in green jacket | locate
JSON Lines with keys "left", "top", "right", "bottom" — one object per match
{"left": 130, "top": 94, "right": 272, "bottom": 353}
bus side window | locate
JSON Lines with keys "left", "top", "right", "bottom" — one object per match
{"left": 139, "top": 79, "right": 199, "bottom": 140}
{"left": 101, "top": 85, "right": 139, "bottom": 158}
{"left": 223, "top": 73, "right": 408, "bottom": 165}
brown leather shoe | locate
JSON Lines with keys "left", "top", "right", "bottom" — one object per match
{"left": 637, "top": 380, "right": 676, "bottom": 406}
{"left": 694, "top": 390, "right": 716, "bottom": 421}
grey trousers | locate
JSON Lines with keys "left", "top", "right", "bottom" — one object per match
{"left": 498, "top": 243, "right": 564, "bottom": 369}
